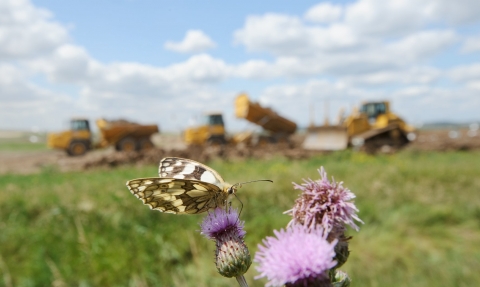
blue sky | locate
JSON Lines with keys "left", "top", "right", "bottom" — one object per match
{"left": 2, "top": 0, "right": 480, "bottom": 132}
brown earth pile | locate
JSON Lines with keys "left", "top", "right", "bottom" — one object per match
{"left": 407, "top": 129, "right": 480, "bottom": 151}
{"left": 1, "top": 129, "right": 478, "bottom": 174}
{"left": 78, "top": 143, "right": 320, "bottom": 170}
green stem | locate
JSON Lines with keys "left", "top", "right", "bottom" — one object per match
{"left": 235, "top": 275, "right": 249, "bottom": 287}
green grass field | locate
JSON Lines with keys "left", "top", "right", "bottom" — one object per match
{"left": 0, "top": 133, "right": 47, "bottom": 152}
{"left": 1, "top": 150, "right": 479, "bottom": 287}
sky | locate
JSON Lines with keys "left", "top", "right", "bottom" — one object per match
{"left": 2, "top": 0, "right": 480, "bottom": 133}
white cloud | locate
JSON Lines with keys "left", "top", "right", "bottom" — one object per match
{"left": 384, "top": 30, "right": 458, "bottom": 63}
{"left": 164, "top": 30, "right": 216, "bottom": 53}
{"left": 339, "top": 67, "right": 442, "bottom": 86}
{"left": 0, "top": 0, "right": 69, "bottom": 60}
{"left": 1, "top": 0, "right": 480, "bottom": 131}
{"left": 0, "top": 63, "right": 76, "bottom": 130}
{"left": 344, "top": 0, "right": 480, "bottom": 37}
{"left": 234, "top": 14, "right": 363, "bottom": 57}
{"left": 234, "top": 14, "right": 312, "bottom": 56}
{"left": 448, "top": 63, "right": 480, "bottom": 84}
{"left": 304, "top": 3, "right": 342, "bottom": 23}
{"left": 461, "top": 36, "right": 480, "bottom": 53}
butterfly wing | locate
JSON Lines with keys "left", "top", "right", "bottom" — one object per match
{"left": 126, "top": 177, "right": 227, "bottom": 214}
{"left": 158, "top": 157, "right": 225, "bottom": 187}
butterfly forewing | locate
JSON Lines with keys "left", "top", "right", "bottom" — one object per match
{"left": 158, "top": 157, "right": 225, "bottom": 187}
{"left": 126, "top": 178, "right": 228, "bottom": 214}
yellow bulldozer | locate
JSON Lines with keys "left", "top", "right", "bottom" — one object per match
{"left": 47, "top": 118, "right": 159, "bottom": 156}
{"left": 303, "top": 101, "right": 415, "bottom": 153}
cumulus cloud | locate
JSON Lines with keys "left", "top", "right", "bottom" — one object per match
{"left": 164, "top": 30, "right": 216, "bottom": 53}
{"left": 339, "top": 67, "right": 442, "bottom": 86}
{"left": 304, "top": 2, "right": 343, "bottom": 23}
{"left": 448, "top": 63, "right": 480, "bottom": 84}
{"left": 461, "top": 36, "right": 480, "bottom": 53}
{"left": 234, "top": 14, "right": 365, "bottom": 57}
{"left": 344, "top": 0, "right": 480, "bottom": 37}
{"left": 2, "top": 0, "right": 480, "bottom": 131}
{"left": 0, "top": 0, "right": 69, "bottom": 60}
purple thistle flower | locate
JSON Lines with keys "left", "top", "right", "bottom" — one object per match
{"left": 286, "top": 167, "right": 363, "bottom": 234}
{"left": 200, "top": 207, "right": 251, "bottom": 279}
{"left": 255, "top": 224, "right": 337, "bottom": 287}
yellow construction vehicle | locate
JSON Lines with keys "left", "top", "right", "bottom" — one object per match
{"left": 183, "top": 113, "right": 227, "bottom": 146}
{"left": 47, "top": 118, "right": 159, "bottom": 156}
{"left": 303, "top": 101, "right": 415, "bottom": 152}
{"left": 234, "top": 93, "right": 297, "bottom": 145}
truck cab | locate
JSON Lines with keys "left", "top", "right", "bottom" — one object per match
{"left": 183, "top": 113, "right": 227, "bottom": 145}
{"left": 47, "top": 118, "right": 92, "bottom": 156}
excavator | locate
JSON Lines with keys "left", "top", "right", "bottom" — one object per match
{"left": 303, "top": 101, "right": 415, "bottom": 153}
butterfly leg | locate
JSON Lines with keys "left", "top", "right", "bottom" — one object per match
{"left": 233, "top": 193, "right": 243, "bottom": 219}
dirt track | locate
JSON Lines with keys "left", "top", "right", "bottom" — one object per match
{"left": 1, "top": 129, "right": 479, "bottom": 175}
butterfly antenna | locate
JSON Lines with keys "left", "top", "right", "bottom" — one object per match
{"left": 233, "top": 179, "right": 273, "bottom": 189}
{"left": 227, "top": 179, "right": 272, "bottom": 222}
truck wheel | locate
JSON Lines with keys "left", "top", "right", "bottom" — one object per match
{"left": 67, "top": 141, "right": 88, "bottom": 156}
{"left": 139, "top": 138, "right": 154, "bottom": 150}
{"left": 118, "top": 137, "right": 137, "bottom": 152}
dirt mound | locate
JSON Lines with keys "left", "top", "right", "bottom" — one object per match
{"left": 407, "top": 129, "right": 480, "bottom": 152}
{"left": 73, "top": 144, "right": 319, "bottom": 170}
{"left": 2, "top": 128, "right": 478, "bottom": 175}
{"left": 59, "top": 129, "right": 480, "bottom": 171}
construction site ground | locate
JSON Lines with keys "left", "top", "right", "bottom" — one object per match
{"left": 1, "top": 129, "right": 479, "bottom": 175}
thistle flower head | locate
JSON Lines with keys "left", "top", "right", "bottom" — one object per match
{"left": 200, "top": 207, "right": 251, "bottom": 278}
{"left": 201, "top": 207, "right": 246, "bottom": 239}
{"left": 255, "top": 224, "right": 337, "bottom": 287}
{"left": 286, "top": 167, "right": 363, "bottom": 234}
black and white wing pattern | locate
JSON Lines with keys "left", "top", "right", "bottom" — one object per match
{"left": 126, "top": 157, "right": 232, "bottom": 214}
{"left": 158, "top": 157, "right": 226, "bottom": 188}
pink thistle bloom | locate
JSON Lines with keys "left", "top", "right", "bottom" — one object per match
{"left": 286, "top": 167, "right": 363, "bottom": 234}
{"left": 200, "top": 207, "right": 251, "bottom": 279}
{"left": 255, "top": 224, "right": 337, "bottom": 287}
{"left": 201, "top": 207, "right": 246, "bottom": 240}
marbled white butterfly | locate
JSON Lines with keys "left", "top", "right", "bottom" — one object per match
{"left": 126, "top": 157, "right": 271, "bottom": 214}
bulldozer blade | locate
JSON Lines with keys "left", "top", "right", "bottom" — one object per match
{"left": 302, "top": 126, "right": 349, "bottom": 151}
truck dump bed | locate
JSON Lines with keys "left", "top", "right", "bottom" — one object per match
{"left": 235, "top": 93, "right": 297, "bottom": 134}
{"left": 96, "top": 119, "right": 159, "bottom": 148}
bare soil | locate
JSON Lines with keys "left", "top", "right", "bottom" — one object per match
{"left": 1, "top": 129, "right": 478, "bottom": 175}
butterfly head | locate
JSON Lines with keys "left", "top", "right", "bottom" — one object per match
{"left": 227, "top": 185, "right": 238, "bottom": 195}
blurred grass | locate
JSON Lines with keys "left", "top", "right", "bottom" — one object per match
{"left": 0, "top": 132, "right": 47, "bottom": 152}
{"left": 0, "top": 150, "right": 479, "bottom": 286}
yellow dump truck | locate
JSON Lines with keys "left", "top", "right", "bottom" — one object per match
{"left": 183, "top": 113, "right": 227, "bottom": 146}
{"left": 47, "top": 118, "right": 159, "bottom": 156}
{"left": 234, "top": 93, "right": 297, "bottom": 145}
{"left": 303, "top": 101, "right": 415, "bottom": 152}
{"left": 183, "top": 93, "right": 297, "bottom": 146}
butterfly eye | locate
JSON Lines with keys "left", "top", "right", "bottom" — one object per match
{"left": 228, "top": 186, "right": 236, "bottom": 194}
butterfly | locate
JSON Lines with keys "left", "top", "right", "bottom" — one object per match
{"left": 126, "top": 157, "right": 271, "bottom": 214}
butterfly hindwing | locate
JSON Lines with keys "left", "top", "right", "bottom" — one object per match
{"left": 126, "top": 177, "right": 228, "bottom": 214}
{"left": 158, "top": 157, "right": 225, "bottom": 187}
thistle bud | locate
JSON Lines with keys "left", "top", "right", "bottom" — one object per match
{"left": 200, "top": 208, "right": 251, "bottom": 278}
{"left": 332, "top": 270, "right": 351, "bottom": 287}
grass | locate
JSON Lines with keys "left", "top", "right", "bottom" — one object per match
{"left": 0, "top": 133, "right": 47, "bottom": 152}
{"left": 0, "top": 150, "right": 479, "bottom": 286}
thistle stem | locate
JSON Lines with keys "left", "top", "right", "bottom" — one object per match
{"left": 235, "top": 275, "right": 249, "bottom": 287}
